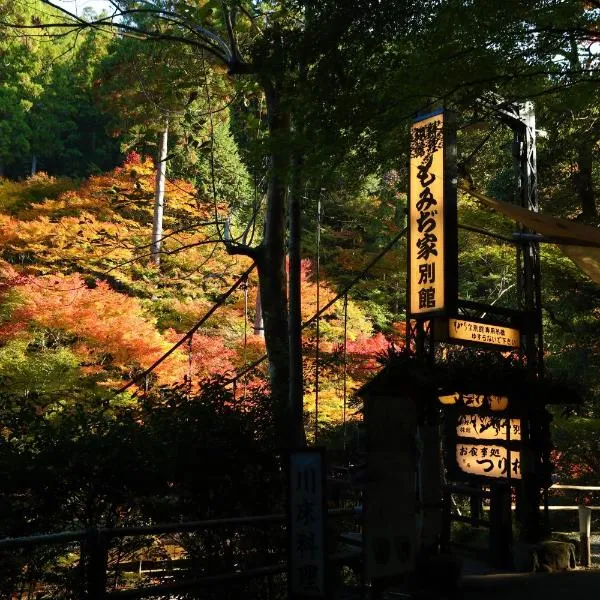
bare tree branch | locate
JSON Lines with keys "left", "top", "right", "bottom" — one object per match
{"left": 15, "top": 1, "right": 235, "bottom": 66}
{"left": 223, "top": 2, "right": 242, "bottom": 66}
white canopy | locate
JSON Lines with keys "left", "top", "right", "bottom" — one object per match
{"left": 461, "top": 186, "right": 600, "bottom": 285}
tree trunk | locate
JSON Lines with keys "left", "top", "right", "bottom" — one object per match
{"left": 31, "top": 155, "right": 37, "bottom": 177}
{"left": 151, "top": 121, "right": 169, "bottom": 266}
{"left": 256, "top": 245, "right": 293, "bottom": 444}
{"left": 256, "top": 82, "right": 305, "bottom": 448}
{"left": 567, "top": 32, "right": 598, "bottom": 221}
{"left": 253, "top": 289, "right": 264, "bottom": 336}
{"left": 224, "top": 78, "right": 305, "bottom": 448}
{"left": 575, "top": 137, "right": 597, "bottom": 220}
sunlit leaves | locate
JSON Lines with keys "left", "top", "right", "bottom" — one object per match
{"left": 0, "top": 337, "right": 80, "bottom": 397}
{"left": 0, "top": 127, "right": 399, "bottom": 425}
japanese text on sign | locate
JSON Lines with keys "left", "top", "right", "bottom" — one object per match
{"left": 289, "top": 452, "right": 325, "bottom": 597}
{"left": 438, "top": 392, "right": 509, "bottom": 412}
{"left": 449, "top": 318, "right": 520, "bottom": 348}
{"left": 410, "top": 112, "right": 445, "bottom": 315}
{"left": 456, "top": 443, "right": 522, "bottom": 480}
{"left": 456, "top": 413, "right": 521, "bottom": 441}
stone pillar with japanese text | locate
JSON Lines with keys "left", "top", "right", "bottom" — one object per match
{"left": 363, "top": 394, "right": 418, "bottom": 584}
{"left": 288, "top": 450, "right": 327, "bottom": 599}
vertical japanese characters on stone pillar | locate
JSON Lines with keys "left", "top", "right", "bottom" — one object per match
{"left": 409, "top": 111, "right": 445, "bottom": 315}
{"left": 289, "top": 451, "right": 326, "bottom": 597}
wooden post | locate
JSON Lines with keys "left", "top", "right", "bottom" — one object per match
{"left": 470, "top": 492, "right": 481, "bottom": 527}
{"left": 489, "top": 485, "right": 512, "bottom": 568}
{"left": 579, "top": 505, "right": 592, "bottom": 567}
{"left": 441, "top": 487, "right": 452, "bottom": 552}
{"left": 418, "top": 422, "right": 444, "bottom": 553}
{"left": 86, "top": 529, "right": 108, "bottom": 600}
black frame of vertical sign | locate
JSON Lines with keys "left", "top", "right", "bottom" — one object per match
{"left": 407, "top": 108, "right": 458, "bottom": 321}
{"left": 287, "top": 447, "right": 328, "bottom": 600}
{"left": 444, "top": 110, "right": 459, "bottom": 316}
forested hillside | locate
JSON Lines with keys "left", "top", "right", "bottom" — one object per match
{"left": 0, "top": 158, "right": 398, "bottom": 426}
{"left": 0, "top": 0, "right": 600, "bottom": 594}
{"left": 0, "top": 0, "right": 598, "bottom": 462}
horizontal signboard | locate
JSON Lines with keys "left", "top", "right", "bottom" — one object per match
{"left": 456, "top": 443, "right": 521, "bottom": 480}
{"left": 438, "top": 393, "right": 509, "bottom": 412}
{"left": 457, "top": 413, "right": 521, "bottom": 441}
{"left": 448, "top": 318, "right": 520, "bottom": 348}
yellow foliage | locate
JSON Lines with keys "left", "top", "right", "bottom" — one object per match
{"left": 0, "top": 157, "right": 244, "bottom": 299}
{"left": 0, "top": 173, "right": 78, "bottom": 213}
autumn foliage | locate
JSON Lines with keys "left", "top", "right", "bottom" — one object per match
{"left": 0, "top": 160, "right": 399, "bottom": 422}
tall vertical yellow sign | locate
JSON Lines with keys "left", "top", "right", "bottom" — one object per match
{"left": 409, "top": 111, "right": 445, "bottom": 315}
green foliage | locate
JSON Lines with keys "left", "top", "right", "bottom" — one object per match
{"left": 96, "top": 29, "right": 254, "bottom": 212}
{"left": 306, "top": 175, "right": 406, "bottom": 330}
{"left": 192, "top": 117, "right": 254, "bottom": 215}
{"left": 0, "top": 172, "right": 78, "bottom": 213}
{"left": 552, "top": 416, "right": 600, "bottom": 481}
{"left": 0, "top": 382, "right": 283, "bottom": 595}
{"left": 458, "top": 229, "right": 517, "bottom": 307}
{"left": 0, "top": 1, "right": 119, "bottom": 178}
{"left": 0, "top": 337, "right": 80, "bottom": 397}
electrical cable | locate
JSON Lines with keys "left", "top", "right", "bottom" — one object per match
{"left": 116, "top": 226, "right": 407, "bottom": 397}
{"left": 115, "top": 262, "right": 256, "bottom": 395}
{"left": 343, "top": 292, "right": 348, "bottom": 453}
{"left": 315, "top": 193, "right": 322, "bottom": 442}
{"left": 187, "top": 334, "right": 194, "bottom": 391}
{"left": 225, "top": 226, "right": 408, "bottom": 386}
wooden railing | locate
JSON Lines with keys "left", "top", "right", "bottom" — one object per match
{"left": 441, "top": 483, "right": 513, "bottom": 568}
{"left": 443, "top": 482, "right": 599, "bottom": 568}
{"left": 0, "top": 507, "right": 361, "bottom": 599}
{"left": 547, "top": 483, "right": 600, "bottom": 567}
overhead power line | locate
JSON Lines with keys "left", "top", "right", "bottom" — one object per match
{"left": 115, "top": 262, "right": 256, "bottom": 395}
{"left": 226, "top": 226, "right": 408, "bottom": 386}
{"left": 115, "top": 226, "right": 407, "bottom": 397}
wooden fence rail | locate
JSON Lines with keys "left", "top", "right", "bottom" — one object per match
{"left": 443, "top": 482, "right": 600, "bottom": 569}
{"left": 0, "top": 506, "right": 361, "bottom": 599}
{"left": 547, "top": 484, "right": 600, "bottom": 567}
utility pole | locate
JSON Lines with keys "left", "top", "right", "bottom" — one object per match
{"left": 288, "top": 148, "right": 306, "bottom": 448}
{"left": 315, "top": 192, "right": 322, "bottom": 442}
